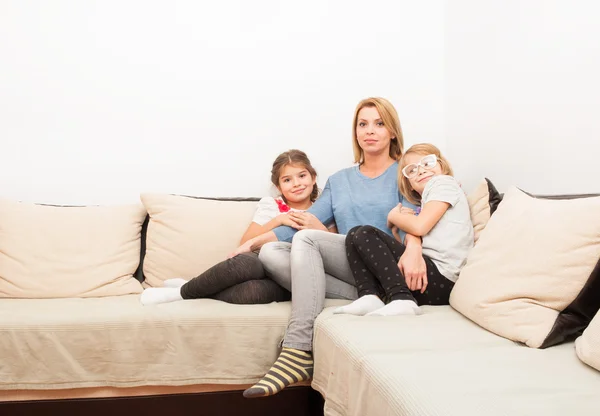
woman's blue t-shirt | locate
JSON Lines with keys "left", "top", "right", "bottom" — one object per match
{"left": 273, "top": 162, "right": 417, "bottom": 242}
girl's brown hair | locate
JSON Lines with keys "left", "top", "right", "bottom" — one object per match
{"left": 399, "top": 143, "right": 454, "bottom": 205}
{"left": 352, "top": 97, "right": 404, "bottom": 163}
{"left": 271, "top": 149, "right": 319, "bottom": 203}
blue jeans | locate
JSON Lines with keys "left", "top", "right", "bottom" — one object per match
{"left": 259, "top": 230, "right": 358, "bottom": 351}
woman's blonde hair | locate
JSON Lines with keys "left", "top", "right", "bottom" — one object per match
{"left": 352, "top": 97, "right": 404, "bottom": 163}
{"left": 399, "top": 143, "right": 454, "bottom": 205}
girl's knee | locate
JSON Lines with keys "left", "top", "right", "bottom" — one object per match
{"left": 349, "top": 225, "right": 378, "bottom": 244}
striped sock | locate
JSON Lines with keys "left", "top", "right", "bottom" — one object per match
{"left": 243, "top": 348, "right": 313, "bottom": 398}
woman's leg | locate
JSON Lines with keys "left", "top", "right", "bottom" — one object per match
{"left": 210, "top": 279, "right": 291, "bottom": 304}
{"left": 244, "top": 230, "right": 356, "bottom": 398}
{"left": 259, "top": 241, "right": 358, "bottom": 300}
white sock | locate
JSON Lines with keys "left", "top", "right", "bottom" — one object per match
{"left": 333, "top": 295, "right": 385, "bottom": 316}
{"left": 366, "top": 299, "right": 422, "bottom": 316}
{"left": 163, "top": 278, "right": 188, "bottom": 288}
{"left": 140, "top": 288, "right": 183, "bottom": 306}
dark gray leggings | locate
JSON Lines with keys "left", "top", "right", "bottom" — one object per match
{"left": 345, "top": 225, "right": 454, "bottom": 305}
{"left": 180, "top": 252, "right": 291, "bottom": 304}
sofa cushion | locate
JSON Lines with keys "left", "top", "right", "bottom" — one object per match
{"left": 0, "top": 199, "right": 145, "bottom": 298}
{"left": 313, "top": 306, "right": 600, "bottom": 416}
{"left": 450, "top": 187, "right": 600, "bottom": 348}
{"left": 466, "top": 177, "right": 502, "bottom": 243}
{"left": 140, "top": 194, "right": 259, "bottom": 287}
{"left": 576, "top": 310, "right": 600, "bottom": 372}
{"left": 0, "top": 296, "right": 347, "bottom": 389}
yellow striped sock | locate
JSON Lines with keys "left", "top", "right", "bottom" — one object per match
{"left": 243, "top": 348, "right": 314, "bottom": 398}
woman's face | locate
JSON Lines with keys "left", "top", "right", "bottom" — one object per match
{"left": 355, "top": 106, "right": 393, "bottom": 158}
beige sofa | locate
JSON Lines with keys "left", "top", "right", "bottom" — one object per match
{"left": 312, "top": 187, "right": 600, "bottom": 416}
{"left": 1, "top": 185, "right": 599, "bottom": 416}
{"left": 0, "top": 194, "right": 340, "bottom": 415}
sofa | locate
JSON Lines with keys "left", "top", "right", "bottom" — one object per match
{"left": 1, "top": 182, "right": 599, "bottom": 416}
{"left": 0, "top": 193, "right": 335, "bottom": 415}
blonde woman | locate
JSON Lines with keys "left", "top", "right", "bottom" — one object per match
{"left": 232, "top": 98, "right": 426, "bottom": 398}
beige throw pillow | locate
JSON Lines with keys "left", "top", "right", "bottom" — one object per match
{"left": 576, "top": 311, "right": 600, "bottom": 372}
{"left": 140, "top": 194, "right": 259, "bottom": 287}
{"left": 450, "top": 187, "right": 600, "bottom": 348}
{"left": 466, "top": 178, "right": 502, "bottom": 243}
{"left": 0, "top": 199, "right": 145, "bottom": 298}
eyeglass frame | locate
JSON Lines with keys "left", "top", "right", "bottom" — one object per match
{"left": 401, "top": 154, "right": 438, "bottom": 179}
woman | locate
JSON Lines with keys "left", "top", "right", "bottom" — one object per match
{"left": 232, "top": 98, "right": 426, "bottom": 398}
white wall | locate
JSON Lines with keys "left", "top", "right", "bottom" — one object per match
{"left": 0, "top": 0, "right": 445, "bottom": 205}
{"left": 446, "top": 0, "right": 600, "bottom": 194}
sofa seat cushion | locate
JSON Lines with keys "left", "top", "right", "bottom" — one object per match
{"left": 312, "top": 306, "right": 600, "bottom": 416}
{"left": 0, "top": 295, "right": 346, "bottom": 390}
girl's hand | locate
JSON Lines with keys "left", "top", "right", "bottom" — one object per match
{"left": 398, "top": 247, "right": 428, "bottom": 293}
{"left": 276, "top": 213, "right": 301, "bottom": 229}
{"left": 391, "top": 226, "right": 402, "bottom": 243}
{"left": 288, "top": 212, "right": 328, "bottom": 231}
{"left": 228, "top": 239, "right": 254, "bottom": 258}
{"left": 399, "top": 206, "right": 415, "bottom": 215}
{"left": 387, "top": 204, "right": 400, "bottom": 228}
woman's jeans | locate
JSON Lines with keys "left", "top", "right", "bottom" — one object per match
{"left": 259, "top": 230, "right": 358, "bottom": 351}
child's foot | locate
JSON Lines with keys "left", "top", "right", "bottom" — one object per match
{"left": 333, "top": 294, "right": 385, "bottom": 316}
{"left": 140, "top": 288, "right": 183, "bottom": 305}
{"left": 366, "top": 299, "right": 422, "bottom": 316}
{"left": 243, "top": 348, "right": 313, "bottom": 398}
{"left": 163, "top": 278, "right": 188, "bottom": 288}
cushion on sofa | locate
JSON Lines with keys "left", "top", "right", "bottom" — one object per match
{"left": 0, "top": 199, "right": 145, "bottom": 298}
{"left": 313, "top": 306, "right": 600, "bottom": 416}
{"left": 0, "top": 295, "right": 348, "bottom": 389}
{"left": 450, "top": 187, "right": 600, "bottom": 348}
{"left": 140, "top": 194, "right": 259, "bottom": 287}
{"left": 466, "top": 177, "right": 502, "bottom": 243}
{"left": 576, "top": 310, "right": 600, "bottom": 372}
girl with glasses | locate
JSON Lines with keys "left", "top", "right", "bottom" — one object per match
{"left": 336, "top": 143, "right": 474, "bottom": 316}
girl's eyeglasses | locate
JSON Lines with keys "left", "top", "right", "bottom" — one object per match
{"left": 402, "top": 154, "right": 438, "bottom": 179}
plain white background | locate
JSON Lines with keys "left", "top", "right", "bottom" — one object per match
{"left": 446, "top": 0, "right": 600, "bottom": 194}
{"left": 0, "top": 1, "right": 598, "bottom": 204}
{"left": 0, "top": 0, "right": 444, "bottom": 204}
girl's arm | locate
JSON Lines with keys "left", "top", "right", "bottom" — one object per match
{"left": 272, "top": 179, "right": 335, "bottom": 243}
{"left": 240, "top": 197, "right": 303, "bottom": 244}
{"left": 230, "top": 231, "right": 277, "bottom": 258}
{"left": 240, "top": 214, "right": 300, "bottom": 244}
{"left": 388, "top": 201, "right": 450, "bottom": 237}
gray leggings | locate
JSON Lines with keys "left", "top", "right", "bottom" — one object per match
{"left": 259, "top": 230, "right": 358, "bottom": 351}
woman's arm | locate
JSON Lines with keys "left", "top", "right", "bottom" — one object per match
{"left": 388, "top": 201, "right": 450, "bottom": 237}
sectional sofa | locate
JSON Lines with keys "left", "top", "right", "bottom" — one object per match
{"left": 1, "top": 181, "right": 599, "bottom": 416}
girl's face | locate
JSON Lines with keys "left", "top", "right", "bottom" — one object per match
{"left": 403, "top": 153, "right": 443, "bottom": 195}
{"left": 355, "top": 106, "right": 393, "bottom": 158}
{"left": 277, "top": 164, "right": 316, "bottom": 205}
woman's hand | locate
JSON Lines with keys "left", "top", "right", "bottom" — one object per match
{"left": 398, "top": 242, "right": 428, "bottom": 293}
{"left": 287, "top": 212, "right": 328, "bottom": 231}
